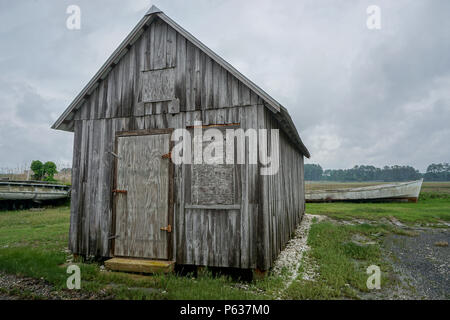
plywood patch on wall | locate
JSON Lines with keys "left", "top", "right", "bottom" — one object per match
{"left": 142, "top": 68, "right": 175, "bottom": 102}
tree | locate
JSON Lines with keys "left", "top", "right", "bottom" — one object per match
{"left": 30, "top": 160, "right": 44, "bottom": 180}
{"left": 43, "top": 161, "right": 58, "bottom": 182}
{"left": 424, "top": 163, "right": 450, "bottom": 181}
{"left": 30, "top": 160, "right": 58, "bottom": 181}
{"left": 304, "top": 164, "right": 323, "bottom": 181}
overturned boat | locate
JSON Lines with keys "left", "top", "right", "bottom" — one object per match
{"left": 0, "top": 180, "right": 70, "bottom": 202}
{"left": 306, "top": 179, "right": 423, "bottom": 203}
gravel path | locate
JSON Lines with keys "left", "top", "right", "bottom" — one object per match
{"left": 272, "top": 214, "right": 325, "bottom": 289}
{"left": 384, "top": 228, "right": 449, "bottom": 300}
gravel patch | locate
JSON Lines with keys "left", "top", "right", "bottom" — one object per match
{"left": 0, "top": 272, "right": 111, "bottom": 300}
{"left": 272, "top": 214, "right": 326, "bottom": 289}
{"left": 384, "top": 228, "right": 450, "bottom": 300}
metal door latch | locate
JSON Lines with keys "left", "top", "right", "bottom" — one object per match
{"left": 109, "top": 151, "right": 120, "bottom": 159}
{"left": 160, "top": 224, "right": 172, "bottom": 233}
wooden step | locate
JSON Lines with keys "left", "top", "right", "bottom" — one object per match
{"left": 104, "top": 258, "right": 175, "bottom": 274}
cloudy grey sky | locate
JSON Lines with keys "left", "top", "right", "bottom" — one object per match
{"left": 0, "top": 0, "right": 449, "bottom": 172}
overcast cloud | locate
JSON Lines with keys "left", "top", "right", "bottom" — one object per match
{"left": 0, "top": 0, "right": 449, "bottom": 172}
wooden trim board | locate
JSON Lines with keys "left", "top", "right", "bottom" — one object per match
{"left": 105, "top": 257, "right": 175, "bottom": 274}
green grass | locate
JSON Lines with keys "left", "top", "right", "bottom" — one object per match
{"left": 0, "top": 186, "right": 448, "bottom": 299}
{"left": 283, "top": 222, "right": 398, "bottom": 299}
{"left": 0, "top": 206, "right": 276, "bottom": 299}
{"left": 78, "top": 266, "right": 274, "bottom": 300}
{"left": 306, "top": 193, "right": 450, "bottom": 224}
{"left": 0, "top": 207, "right": 71, "bottom": 288}
{"left": 288, "top": 186, "right": 450, "bottom": 299}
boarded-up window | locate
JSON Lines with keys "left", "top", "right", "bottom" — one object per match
{"left": 188, "top": 126, "right": 240, "bottom": 205}
{"left": 191, "top": 164, "right": 235, "bottom": 205}
{"left": 142, "top": 68, "right": 175, "bottom": 102}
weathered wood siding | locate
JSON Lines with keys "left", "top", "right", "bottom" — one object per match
{"left": 69, "top": 110, "right": 258, "bottom": 266}
{"left": 70, "top": 17, "right": 263, "bottom": 126}
{"left": 257, "top": 107, "right": 305, "bottom": 270}
{"left": 68, "top": 16, "right": 305, "bottom": 270}
{"left": 179, "top": 106, "right": 259, "bottom": 268}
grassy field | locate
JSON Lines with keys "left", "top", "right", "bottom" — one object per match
{"left": 0, "top": 206, "right": 279, "bottom": 299}
{"left": 0, "top": 182, "right": 449, "bottom": 299}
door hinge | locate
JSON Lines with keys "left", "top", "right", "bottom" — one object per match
{"left": 161, "top": 152, "right": 172, "bottom": 159}
{"left": 108, "top": 234, "right": 120, "bottom": 240}
{"left": 160, "top": 224, "right": 172, "bottom": 233}
{"left": 113, "top": 189, "right": 127, "bottom": 194}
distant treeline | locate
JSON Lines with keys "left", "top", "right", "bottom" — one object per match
{"left": 305, "top": 163, "right": 450, "bottom": 182}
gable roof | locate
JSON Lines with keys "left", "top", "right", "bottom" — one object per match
{"left": 52, "top": 5, "right": 310, "bottom": 158}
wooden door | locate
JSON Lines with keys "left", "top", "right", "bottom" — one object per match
{"left": 113, "top": 131, "right": 172, "bottom": 260}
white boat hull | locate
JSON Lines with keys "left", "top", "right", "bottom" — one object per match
{"left": 306, "top": 179, "right": 423, "bottom": 203}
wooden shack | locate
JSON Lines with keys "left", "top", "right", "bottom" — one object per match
{"left": 52, "top": 6, "right": 310, "bottom": 273}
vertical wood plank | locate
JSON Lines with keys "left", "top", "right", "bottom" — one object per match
{"left": 185, "top": 41, "right": 196, "bottom": 111}
{"left": 175, "top": 33, "right": 186, "bottom": 111}
{"left": 166, "top": 25, "right": 177, "bottom": 68}
{"left": 152, "top": 19, "right": 167, "bottom": 70}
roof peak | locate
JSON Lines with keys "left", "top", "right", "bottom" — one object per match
{"left": 146, "top": 5, "right": 162, "bottom": 15}
{"left": 51, "top": 3, "right": 310, "bottom": 157}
